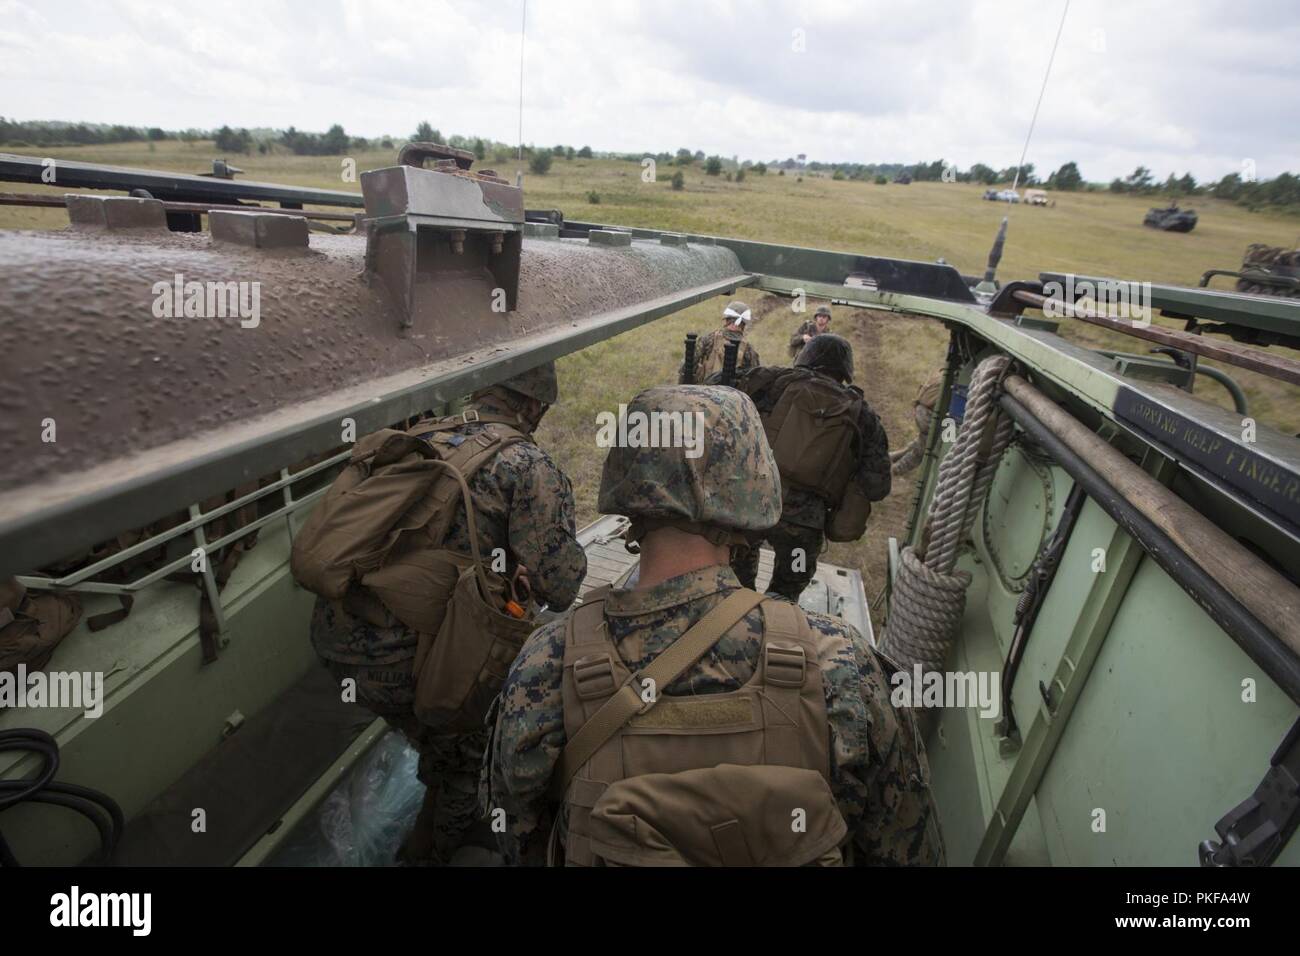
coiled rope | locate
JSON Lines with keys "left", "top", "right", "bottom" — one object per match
{"left": 880, "top": 355, "right": 1013, "bottom": 673}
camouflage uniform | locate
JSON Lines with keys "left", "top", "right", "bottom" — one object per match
{"left": 684, "top": 327, "right": 761, "bottom": 384}
{"left": 890, "top": 368, "right": 944, "bottom": 476}
{"left": 483, "top": 384, "right": 942, "bottom": 866}
{"left": 732, "top": 337, "right": 891, "bottom": 601}
{"left": 788, "top": 307, "right": 831, "bottom": 358}
{"left": 310, "top": 373, "right": 585, "bottom": 860}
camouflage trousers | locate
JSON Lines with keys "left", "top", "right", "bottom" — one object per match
{"left": 890, "top": 403, "right": 933, "bottom": 476}
{"left": 322, "top": 658, "right": 486, "bottom": 860}
{"left": 731, "top": 521, "right": 825, "bottom": 602}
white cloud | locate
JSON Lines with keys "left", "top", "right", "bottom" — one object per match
{"left": 2, "top": 0, "right": 1297, "bottom": 182}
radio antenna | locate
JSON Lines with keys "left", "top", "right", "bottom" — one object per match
{"left": 977, "top": 0, "right": 1071, "bottom": 296}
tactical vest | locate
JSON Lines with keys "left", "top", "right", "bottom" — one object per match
{"left": 553, "top": 589, "right": 848, "bottom": 866}
{"left": 744, "top": 367, "right": 864, "bottom": 503}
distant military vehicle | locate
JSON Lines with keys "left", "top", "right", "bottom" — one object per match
{"left": 1144, "top": 204, "right": 1198, "bottom": 232}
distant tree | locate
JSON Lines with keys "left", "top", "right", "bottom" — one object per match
{"left": 705, "top": 155, "right": 723, "bottom": 176}
{"left": 1212, "top": 172, "right": 1243, "bottom": 200}
{"left": 735, "top": 167, "right": 746, "bottom": 182}
{"left": 1124, "top": 166, "right": 1154, "bottom": 192}
{"left": 1048, "top": 161, "right": 1083, "bottom": 191}
{"left": 565, "top": 146, "right": 575, "bottom": 160}
{"left": 530, "top": 151, "right": 553, "bottom": 175}
{"left": 578, "top": 145, "right": 593, "bottom": 158}
{"left": 832, "top": 169, "right": 845, "bottom": 181}
{"left": 553, "top": 144, "right": 565, "bottom": 155}
{"left": 321, "top": 124, "right": 350, "bottom": 154}
{"left": 147, "top": 127, "right": 167, "bottom": 141}
{"left": 473, "top": 138, "right": 486, "bottom": 160}
{"left": 671, "top": 170, "right": 685, "bottom": 190}
{"left": 968, "top": 163, "right": 998, "bottom": 185}
{"left": 1177, "top": 172, "right": 1197, "bottom": 194}
{"left": 675, "top": 148, "right": 694, "bottom": 165}
{"left": 874, "top": 175, "right": 888, "bottom": 184}
{"left": 414, "top": 121, "right": 438, "bottom": 142}
{"left": 753, "top": 162, "right": 767, "bottom": 175}
{"left": 381, "top": 136, "right": 394, "bottom": 150}
{"left": 694, "top": 150, "right": 705, "bottom": 162}
{"left": 214, "top": 125, "right": 251, "bottom": 154}
{"left": 778, "top": 168, "right": 785, "bottom": 176}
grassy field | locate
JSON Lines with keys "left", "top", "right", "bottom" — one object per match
{"left": 4, "top": 140, "right": 1297, "bottom": 605}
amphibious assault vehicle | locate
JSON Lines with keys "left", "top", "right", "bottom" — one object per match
{"left": 0, "top": 147, "right": 1296, "bottom": 867}
{"left": 1144, "top": 204, "right": 1199, "bottom": 232}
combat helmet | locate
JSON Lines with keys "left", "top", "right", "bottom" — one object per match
{"left": 795, "top": 333, "right": 854, "bottom": 383}
{"left": 499, "top": 361, "right": 559, "bottom": 405}
{"left": 598, "top": 385, "right": 780, "bottom": 543}
{"left": 722, "top": 299, "right": 752, "bottom": 327}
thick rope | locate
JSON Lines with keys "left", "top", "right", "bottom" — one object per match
{"left": 880, "top": 355, "right": 1012, "bottom": 675}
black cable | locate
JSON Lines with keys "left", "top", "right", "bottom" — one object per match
{"left": 0, "top": 727, "right": 124, "bottom": 865}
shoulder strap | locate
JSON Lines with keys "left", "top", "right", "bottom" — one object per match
{"left": 554, "top": 588, "right": 766, "bottom": 797}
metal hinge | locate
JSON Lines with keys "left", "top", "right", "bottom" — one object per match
{"left": 1199, "top": 717, "right": 1300, "bottom": 866}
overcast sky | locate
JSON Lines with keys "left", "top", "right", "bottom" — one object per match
{"left": 3, "top": 0, "right": 1297, "bottom": 183}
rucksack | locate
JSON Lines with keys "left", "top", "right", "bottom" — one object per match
{"left": 0, "top": 578, "right": 83, "bottom": 680}
{"left": 552, "top": 588, "right": 848, "bottom": 866}
{"left": 744, "top": 367, "right": 864, "bottom": 502}
{"left": 290, "top": 412, "right": 525, "bottom": 604}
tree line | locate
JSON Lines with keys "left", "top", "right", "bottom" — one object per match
{"left": 3, "top": 116, "right": 1296, "bottom": 214}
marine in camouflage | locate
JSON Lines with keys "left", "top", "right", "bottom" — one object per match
{"left": 788, "top": 305, "right": 832, "bottom": 358}
{"left": 684, "top": 327, "right": 762, "bottom": 384}
{"left": 731, "top": 341, "right": 890, "bottom": 600}
{"left": 597, "top": 384, "right": 781, "bottom": 537}
{"left": 309, "top": 384, "right": 585, "bottom": 861}
{"left": 483, "top": 564, "right": 944, "bottom": 866}
{"left": 890, "top": 368, "right": 945, "bottom": 476}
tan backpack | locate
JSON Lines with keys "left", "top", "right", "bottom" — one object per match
{"left": 290, "top": 412, "right": 525, "bottom": 602}
{"left": 759, "top": 368, "right": 863, "bottom": 502}
{"left": 552, "top": 589, "right": 848, "bottom": 867}
{"left": 291, "top": 411, "right": 537, "bottom": 731}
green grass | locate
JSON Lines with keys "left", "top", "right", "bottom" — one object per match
{"left": 5, "top": 140, "right": 1297, "bottom": 603}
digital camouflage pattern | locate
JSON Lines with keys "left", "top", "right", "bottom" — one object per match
{"left": 683, "top": 327, "right": 761, "bottom": 384}
{"left": 309, "top": 390, "right": 585, "bottom": 858}
{"left": 497, "top": 361, "right": 559, "bottom": 405}
{"left": 598, "top": 385, "right": 781, "bottom": 534}
{"left": 483, "top": 564, "right": 944, "bottom": 866}
{"left": 732, "top": 520, "right": 825, "bottom": 602}
{"left": 891, "top": 369, "right": 945, "bottom": 476}
{"left": 787, "top": 315, "right": 830, "bottom": 358}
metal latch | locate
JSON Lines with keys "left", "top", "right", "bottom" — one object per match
{"left": 1199, "top": 716, "right": 1300, "bottom": 866}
